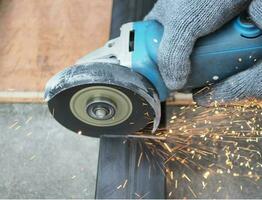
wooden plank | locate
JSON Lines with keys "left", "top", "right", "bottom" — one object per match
{"left": 0, "top": 91, "right": 44, "bottom": 103}
{"left": 0, "top": 0, "right": 112, "bottom": 100}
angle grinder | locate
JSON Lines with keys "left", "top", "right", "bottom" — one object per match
{"left": 45, "top": 14, "right": 262, "bottom": 137}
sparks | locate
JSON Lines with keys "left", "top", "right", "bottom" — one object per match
{"left": 136, "top": 101, "right": 261, "bottom": 198}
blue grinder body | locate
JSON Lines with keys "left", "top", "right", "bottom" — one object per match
{"left": 131, "top": 16, "right": 262, "bottom": 101}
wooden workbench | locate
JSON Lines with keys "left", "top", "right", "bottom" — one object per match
{"left": 0, "top": 0, "right": 112, "bottom": 102}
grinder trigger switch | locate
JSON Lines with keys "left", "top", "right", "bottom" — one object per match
{"left": 234, "top": 13, "right": 262, "bottom": 38}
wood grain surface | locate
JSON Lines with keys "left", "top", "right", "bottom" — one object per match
{"left": 0, "top": 0, "right": 112, "bottom": 102}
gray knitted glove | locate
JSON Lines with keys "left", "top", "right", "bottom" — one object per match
{"left": 194, "top": 62, "right": 262, "bottom": 106}
{"left": 145, "top": 0, "right": 250, "bottom": 90}
{"left": 194, "top": 0, "right": 262, "bottom": 106}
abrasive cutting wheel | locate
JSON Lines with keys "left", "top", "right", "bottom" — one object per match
{"left": 44, "top": 63, "right": 160, "bottom": 137}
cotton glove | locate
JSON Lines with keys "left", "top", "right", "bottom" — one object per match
{"left": 194, "top": 0, "right": 262, "bottom": 106}
{"left": 145, "top": 0, "right": 251, "bottom": 90}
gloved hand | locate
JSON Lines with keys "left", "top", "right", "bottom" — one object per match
{"left": 145, "top": 0, "right": 262, "bottom": 106}
{"left": 194, "top": 1, "right": 262, "bottom": 106}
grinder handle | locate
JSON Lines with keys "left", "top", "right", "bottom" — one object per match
{"left": 132, "top": 14, "right": 262, "bottom": 101}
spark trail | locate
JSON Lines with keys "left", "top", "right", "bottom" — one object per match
{"left": 137, "top": 100, "right": 262, "bottom": 198}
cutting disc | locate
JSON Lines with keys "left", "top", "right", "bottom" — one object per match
{"left": 44, "top": 63, "right": 161, "bottom": 137}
